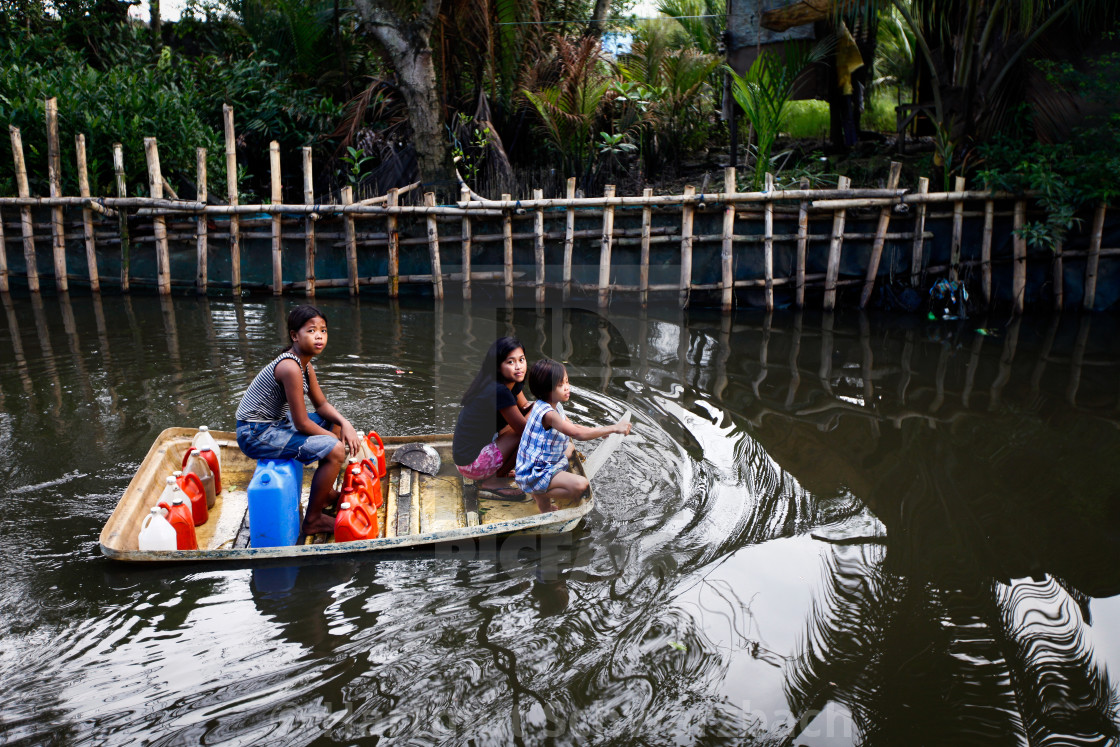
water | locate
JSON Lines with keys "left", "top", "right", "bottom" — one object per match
{"left": 1, "top": 291, "right": 1119, "bottom": 745}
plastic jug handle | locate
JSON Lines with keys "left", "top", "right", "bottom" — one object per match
{"left": 141, "top": 513, "right": 153, "bottom": 531}
{"left": 356, "top": 503, "right": 371, "bottom": 532}
{"left": 180, "top": 471, "right": 205, "bottom": 498}
{"left": 368, "top": 431, "right": 384, "bottom": 450}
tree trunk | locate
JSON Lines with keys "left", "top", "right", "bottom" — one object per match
{"left": 150, "top": 0, "right": 162, "bottom": 51}
{"left": 353, "top": 0, "right": 457, "bottom": 200}
{"left": 586, "top": 0, "right": 612, "bottom": 38}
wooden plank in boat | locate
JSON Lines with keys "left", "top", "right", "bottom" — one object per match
{"left": 396, "top": 467, "right": 413, "bottom": 537}
{"left": 463, "top": 480, "right": 479, "bottom": 527}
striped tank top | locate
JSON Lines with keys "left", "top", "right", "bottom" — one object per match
{"left": 235, "top": 351, "right": 310, "bottom": 423}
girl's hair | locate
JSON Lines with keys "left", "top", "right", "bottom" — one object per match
{"left": 283, "top": 304, "right": 328, "bottom": 351}
{"left": 528, "top": 358, "right": 566, "bottom": 400}
{"left": 460, "top": 336, "right": 524, "bottom": 405}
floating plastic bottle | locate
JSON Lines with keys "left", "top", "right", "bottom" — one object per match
{"left": 182, "top": 448, "right": 216, "bottom": 508}
{"left": 334, "top": 499, "right": 377, "bottom": 542}
{"left": 247, "top": 459, "right": 301, "bottom": 548}
{"left": 191, "top": 426, "right": 222, "bottom": 489}
{"left": 138, "top": 507, "right": 177, "bottom": 551}
{"left": 176, "top": 471, "right": 208, "bottom": 526}
{"left": 158, "top": 492, "right": 199, "bottom": 550}
{"left": 366, "top": 431, "right": 386, "bottom": 478}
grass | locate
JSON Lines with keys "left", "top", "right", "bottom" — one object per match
{"left": 778, "top": 90, "right": 901, "bottom": 139}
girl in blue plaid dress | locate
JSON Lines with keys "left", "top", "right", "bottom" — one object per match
{"left": 515, "top": 359, "right": 631, "bottom": 513}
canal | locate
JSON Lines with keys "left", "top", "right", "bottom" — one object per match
{"left": 1, "top": 291, "right": 1119, "bottom": 745}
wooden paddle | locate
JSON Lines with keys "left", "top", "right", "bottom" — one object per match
{"left": 581, "top": 409, "right": 632, "bottom": 481}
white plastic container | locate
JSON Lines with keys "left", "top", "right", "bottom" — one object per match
{"left": 192, "top": 426, "right": 222, "bottom": 475}
{"left": 138, "top": 507, "right": 177, "bottom": 551}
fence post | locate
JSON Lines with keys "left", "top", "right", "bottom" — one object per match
{"left": 342, "top": 186, "right": 358, "bottom": 296}
{"left": 824, "top": 175, "right": 851, "bottom": 311}
{"left": 763, "top": 172, "right": 774, "bottom": 311}
{"left": 949, "top": 175, "right": 966, "bottom": 282}
{"left": 45, "top": 98, "right": 68, "bottom": 292}
{"left": 1012, "top": 200, "right": 1027, "bottom": 314}
{"left": 196, "top": 148, "right": 208, "bottom": 294}
{"left": 1084, "top": 202, "right": 1106, "bottom": 311}
{"left": 302, "top": 147, "right": 316, "bottom": 298}
{"left": 721, "top": 167, "right": 736, "bottom": 312}
{"left": 859, "top": 160, "right": 902, "bottom": 308}
{"left": 639, "top": 187, "right": 653, "bottom": 308}
{"left": 387, "top": 187, "right": 400, "bottom": 298}
{"left": 9, "top": 127, "right": 39, "bottom": 292}
{"left": 679, "top": 185, "right": 695, "bottom": 308}
{"left": 796, "top": 177, "right": 809, "bottom": 308}
{"left": 425, "top": 192, "right": 443, "bottom": 299}
{"left": 563, "top": 177, "right": 576, "bottom": 301}
{"left": 76, "top": 133, "right": 100, "bottom": 292}
{"left": 460, "top": 184, "right": 472, "bottom": 301}
{"left": 269, "top": 140, "right": 282, "bottom": 295}
{"left": 144, "top": 137, "right": 171, "bottom": 295}
{"left": 0, "top": 205, "right": 7, "bottom": 292}
{"left": 910, "top": 176, "right": 929, "bottom": 288}
{"left": 598, "top": 185, "right": 615, "bottom": 308}
{"left": 981, "top": 197, "right": 994, "bottom": 306}
{"left": 112, "top": 143, "right": 129, "bottom": 292}
{"left": 223, "top": 104, "right": 241, "bottom": 294}
{"left": 502, "top": 193, "right": 513, "bottom": 303}
{"left": 533, "top": 188, "right": 545, "bottom": 305}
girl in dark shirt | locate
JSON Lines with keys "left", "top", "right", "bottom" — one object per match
{"left": 452, "top": 336, "right": 531, "bottom": 498}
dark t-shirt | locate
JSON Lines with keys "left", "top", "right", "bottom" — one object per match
{"left": 452, "top": 381, "right": 524, "bottom": 465}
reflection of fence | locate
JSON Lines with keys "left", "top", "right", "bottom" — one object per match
{"left": 2, "top": 100, "right": 1116, "bottom": 312}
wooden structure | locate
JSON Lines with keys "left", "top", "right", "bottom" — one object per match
{"left": 99, "top": 428, "right": 593, "bottom": 562}
{"left": 2, "top": 100, "right": 1118, "bottom": 312}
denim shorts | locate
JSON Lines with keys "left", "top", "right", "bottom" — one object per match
{"left": 236, "top": 412, "right": 338, "bottom": 464}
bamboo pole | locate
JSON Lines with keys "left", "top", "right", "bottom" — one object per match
{"left": 144, "top": 138, "right": 171, "bottom": 295}
{"left": 45, "top": 98, "right": 68, "bottom": 292}
{"left": 721, "top": 167, "right": 736, "bottom": 311}
{"left": 75, "top": 133, "right": 100, "bottom": 291}
{"left": 1012, "top": 200, "right": 1027, "bottom": 314}
{"left": 425, "top": 192, "right": 444, "bottom": 299}
{"left": 796, "top": 177, "right": 809, "bottom": 308}
{"left": 533, "top": 187, "right": 545, "bottom": 305}
{"left": 763, "top": 172, "right": 774, "bottom": 311}
{"left": 502, "top": 193, "right": 513, "bottom": 303}
{"left": 223, "top": 104, "right": 241, "bottom": 293}
{"left": 824, "top": 176, "right": 851, "bottom": 311}
{"left": 269, "top": 140, "right": 282, "bottom": 294}
{"left": 112, "top": 143, "right": 129, "bottom": 292}
{"left": 563, "top": 177, "right": 576, "bottom": 301}
{"left": 1053, "top": 240, "right": 1064, "bottom": 311}
{"left": 679, "top": 185, "right": 695, "bottom": 308}
{"left": 949, "top": 175, "right": 966, "bottom": 282}
{"left": 460, "top": 184, "right": 472, "bottom": 300}
{"left": 1084, "top": 202, "right": 1106, "bottom": 311}
{"left": 387, "top": 187, "right": 399, "bottom": 298}
{"left": 981, "top": 197, "right": 994, "bottom": 305}
{"left": 342, "top": 186, "right": 358, "bottom": 296}
{"left": 302, "top": 147, "right": 315, "bottom": 298}
{"left": 599, "top": 184, "right": 616, "bottom": 308}
{"left": 463, "top": 187, "right": 907, "bottom": 210}
{"left": 196, "top": 147, "right": 208, "bottom": 293}
{"left": 859, "top": 160, "right": 902, "bottom": 308}
{"left": 639, "top": 187, "right": 653, "bottom": 307}
{"left": 910, "top": 176, "right": 929, "bottom": 287}
{"left": 10, "top": 127, "right": 39, "bottom": 293}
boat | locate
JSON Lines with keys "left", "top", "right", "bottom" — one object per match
{"left": 99, "top": 427, "right": 594, "bottom": 562}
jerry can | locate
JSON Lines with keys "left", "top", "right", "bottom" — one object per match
{"left": 247, "top": 459, "right": 302, "bottom": 548}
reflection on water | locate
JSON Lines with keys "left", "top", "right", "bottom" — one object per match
{"left": 0, "top": 291, "right": 1119, "bottom": 744}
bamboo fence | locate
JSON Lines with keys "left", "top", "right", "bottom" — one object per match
{"left": 2, "top": 99, "right": 1116, "bottom": 313}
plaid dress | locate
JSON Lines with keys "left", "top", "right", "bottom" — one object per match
{"left": 515, "top": 400, "right": 569, "bottom": 494}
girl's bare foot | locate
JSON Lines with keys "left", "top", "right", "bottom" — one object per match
{"left": 302, "top": 514, "right": 336, "bottom": 536}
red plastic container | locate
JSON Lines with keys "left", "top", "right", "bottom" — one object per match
{"left": 360, "top": 459, "right": 383, "bottom": 508}
{"left": 366, "top": 431, "right": 386, "bottom": 478}
{"left": 334, "top": 499, "right": 378, "bottom": 543}
{"left": 176, "top": 471, "right": 208, "bottom": 526}
{"left": 342, "top": 465, "right": 371, "bottom": 508}
{"left": 183, "top": 446, "right": 222, "bottom": 495}
{"left": 158, "top": 496, "right": 199, "bottom": 550}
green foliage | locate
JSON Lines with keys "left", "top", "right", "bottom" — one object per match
{"left": 449, "top": 113, "right": 490, "bottom": 184}
{"left": 729, "top": 38, "right": 830, "bottom": 190}
{"left": 340, "top": 146, "right": 376, "bottom": 187}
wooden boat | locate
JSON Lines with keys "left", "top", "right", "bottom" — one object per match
{"left": 99, "top": 427, "right": 593, "bottom": 562}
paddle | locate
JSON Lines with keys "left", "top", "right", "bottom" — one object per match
{"left": 581, "top": 409, "right": 632, "bottom": 481}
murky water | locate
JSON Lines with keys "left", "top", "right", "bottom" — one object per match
{"left": 1, "top": 290, "right": 1119, "bottom": 745}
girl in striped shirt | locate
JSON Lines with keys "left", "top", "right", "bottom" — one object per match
{"left": 236, "top": 305, "right": 361, "bottom": 537}
{"left": 515, "top": 359, "right": 630, "bottom": 513}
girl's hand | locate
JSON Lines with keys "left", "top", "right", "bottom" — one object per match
{"left": 614, "top": 421, "right": 632, "bottom": 436}
{"left": 340, "top": 422, "right": 363, "bottom": 456}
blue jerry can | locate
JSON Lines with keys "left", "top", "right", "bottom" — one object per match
{"left": 247, "top": 459, "right": 302, "bottom": 547}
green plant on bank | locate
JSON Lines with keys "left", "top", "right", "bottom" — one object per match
{"left": 596, "top": 131, "right": 637, "bottom": 182}
{"left": 449, "top": 113, "right": 490, "bottom": 185}
{"left": 340, "top": 146, "right": 376, "bottom": 187}
{"left": 729, "top": 38, "right": 830, "bottom": 191}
